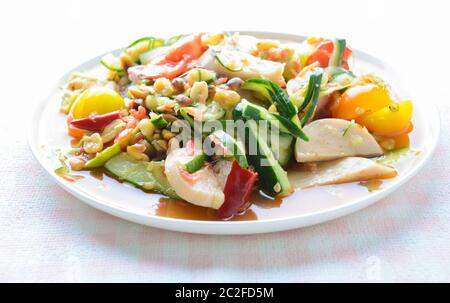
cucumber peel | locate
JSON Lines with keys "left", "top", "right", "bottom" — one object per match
{"left": 104, "top": 153, "right": 179, "bottom": 199}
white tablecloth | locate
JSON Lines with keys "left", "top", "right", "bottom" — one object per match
{"left": 1, "top": 0, "right": 449, "bottom": 282}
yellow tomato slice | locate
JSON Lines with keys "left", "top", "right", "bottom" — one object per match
{"left": 70, "top": 86, "right": 125, "bottom": 119}
{"left": 378, "top": 133, "right": 410, "bottom": 150}
{"left": 356, "top": 100, "right": 413, "bottom": 136}
{"left": 332, "top": 84, "right": 393, "bottom": 120}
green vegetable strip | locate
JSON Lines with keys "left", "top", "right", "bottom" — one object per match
{"left": 301, "top": 70, "right": 323, "bottom": 126}
{"left": 164, "top": 34, "right": 188, "bottom": 46}
{"left": 239, "top": 100, "right": 308, "bottom": 140}
{"left": 84, "top": 127, "right": 140, "bottom": 169}
{"left": 242, "top": 79, "right": 309, "bottom": 141}
{"left": 84, "top": 143, "right": 122, "bottom": 169}
{"left": 211, "top": 50, "right": 243, "bottom": 72}
{"left": 243, "top": 79, "right": 297, "bottom": 118}
{"left": 329, "top": 38, "right": 346, "bottom": 67}
{"left": 150, "top": 114, "right": 168, "bottom": 128}
{"left": 185, "top": 153, "right": 206, "bottom": 173}
{"left": 104, "top": 153, "right": 179, "bottom": 199}
{"left": 298, "top": 72, "right": 319, "bottom": 112}
{"left": 271, "top": 113, "right": 309, "bottom": 141}
{"left": 267, "top": 80, "right": 298, "bottom": 118}
{"left": 179, "top": 108, "right": 195, "bottom": 128}
{"left": 209, "top": 130, "right": 248, "bottom": 168}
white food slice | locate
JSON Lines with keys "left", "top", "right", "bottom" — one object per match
{"left": 212, "top": 159, "right": 233, "bottom": 190}
{"left": 198, "top": 48, "right": 285, "bottom": 84}
{"left": 165, "top": 143, "right": 224, "bottom": 209}
{"left": 291, "top": 157, "right": 397, "bottom": 188}
{"left": 295, "top": 118, "right": 383, "bottom": 163}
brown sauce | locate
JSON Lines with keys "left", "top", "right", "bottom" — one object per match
{"left": 89, "top": 168, "right": 104, "bottom": 180}
{"left": 154, "top": 198, "right": 257, "bottom": 221}
{"left": 251, "top": 190, "right": 283, "bottom": 209}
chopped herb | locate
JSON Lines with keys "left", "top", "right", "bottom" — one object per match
{"left": 342, "top": 121, "right": 354, "bottom": 136}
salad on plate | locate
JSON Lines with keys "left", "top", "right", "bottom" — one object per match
{"left": 56, "top": 32, "right": 414, "bottom": 220}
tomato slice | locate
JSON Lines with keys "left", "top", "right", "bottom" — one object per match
{"left": 135, "top": 57, "right": 190, "bottom": 80}
{"left": 331, "top": 84, "right": 393, "bottom": 120}
{"left": 378, "top": 133, "right": 410, "bottom": 150}
{"left": 128, "top": 34, "right": 207, "bottom": 81}
{"left": 356, "top": 100, "right": 413, "bottom": 136}
{"left": 165, "top": 33, "right": 206, "bottom": 62}
{"left": 306, "top": 40, "right": 352, "bottom": 69}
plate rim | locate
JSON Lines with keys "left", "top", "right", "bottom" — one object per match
{"left": 28, "top": 31, "right": 441, "bottom": 235}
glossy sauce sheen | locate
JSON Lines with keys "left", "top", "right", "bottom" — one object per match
{"left": 86, "top": 162, "right": 390, "bottom": 221}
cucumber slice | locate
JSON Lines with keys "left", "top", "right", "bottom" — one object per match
{"left": 207, "top": 130, "right": 248, "bottom": 168}
{"left": 301, "top": 70, "right": 323, "bottom": 126}
{"left": 105, "top": 153, "right": 179, "bottom": 199}
{"left": 125, "top": 37, "right": 165, "bottom": 63}
{"left": 238, "top": 99, "right": 308, "bottom": 140}
{"left": 233, "top": 105, "right": 292, "bottom": 196}
{"left": 211, "top": 50, "right": 243, "bottom": 72}
{"left": 242, "top": 78, "right": 297, "bottom": 119}
{"left": 269, "top": 133, "right": 294, "bottom": 167}
{"left": 179, "top": 108, "right": 195, "bottom": 128}
{"left": 150, "top": 113, "right": 168, "bottom": 128}
{"left": 100, "top": 53, "right": 124, "bottom": 73}
{"left": 164, "top": 34, "right": 188, "bottom": 46}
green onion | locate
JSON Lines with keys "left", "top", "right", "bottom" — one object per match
{"left": 150, "top": 114, "right": 168, "bottom": 128}
{"left": 185, "top": 153, "right": 206, "bottom": 173}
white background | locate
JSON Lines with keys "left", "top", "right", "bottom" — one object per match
{"left": 1, "top": 0, "right": 449, "bottom": 282}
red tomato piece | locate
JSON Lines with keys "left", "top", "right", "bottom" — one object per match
{"left": 165, "top": 33, "right": 206, "bottom": 62}
{"left": 218, "top": 161, "right": 258, "bottom": 219}
{"left": 306, "top": 40, "right": 352, "bottom": 69}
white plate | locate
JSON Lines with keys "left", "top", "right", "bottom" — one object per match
{"left": 28, "top": 31, "right": 440, "bottom": 235}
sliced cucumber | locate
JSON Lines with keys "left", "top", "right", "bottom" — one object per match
{"left": 207, "top": 130, "right": 248, "bottom": 168}
{"left": 150, "top": 113, "right": 169, "bottom": 128}
{"left": 242, "top": 78, "right": 297, "bottom": 120}
{"left": 300, "top": 69, "right": 323, "bottom": 126}
{"left": 211, "top": 50, "right": 243, "bottom": 72}
{"left": 125, "top": 37, "right": 165, "bottom": 63}
{"left": 164, "top": 34, "right": 188, "bottom": 46}
{"left": 179, "top": 108, "right": 195, "bottom": 128}
{"left": 105, "top": 153, "right": 179, "bottom": 199}
{"left": 238, "top": 99, "right": 308, "bottom": 140}
{"left": 100, "top": 53, "right": 124, "bottom": 73}
{"left": 233, "top": 106, "right": 292, "bottom": 197}
{"left": 269, "top": 133, "right": 294, "bottom": 167}
{"left": 187, "top": 68, "right": 217, "bottom": 85}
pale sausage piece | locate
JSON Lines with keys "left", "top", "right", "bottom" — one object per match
{"left": 295, "top": 118, "right": 383, "bottom": 163}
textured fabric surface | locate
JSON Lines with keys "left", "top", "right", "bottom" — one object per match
{"left": 1, "top": 0, "right": 449, "bottom": 282}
